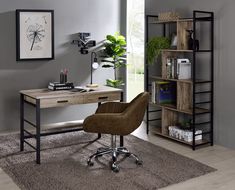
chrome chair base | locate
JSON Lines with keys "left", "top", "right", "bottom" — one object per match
{"left": 87, "top": 146, "right": 143, "bottom": 172}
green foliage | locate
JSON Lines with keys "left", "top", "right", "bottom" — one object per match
{"left": 146, "top": 37, "right": 171, "bottom": 64}
{"left": 102, "top": 32, "right": 127, "bottom": 69}
{"left": 102, "top": 32, "right": 127, "bottom": 88}
{"left": 106, "top": 79, "right": 124, "bottom": 88}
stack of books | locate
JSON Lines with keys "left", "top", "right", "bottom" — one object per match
{"left": 48, "top": 82, "right": 74, "bottom": 91}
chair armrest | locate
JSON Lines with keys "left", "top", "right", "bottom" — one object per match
{"left": 83, "top": 113, "right": 130, "bottom": 136}
{"left": 96, "top": 102, "right": 129, "bottom": 113}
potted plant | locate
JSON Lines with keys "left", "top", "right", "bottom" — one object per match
{"left": 101, "top": 32, "right": 127, "bottom": 88}
{"left": 146, "top": 36, "right": 171, "bottom": 64}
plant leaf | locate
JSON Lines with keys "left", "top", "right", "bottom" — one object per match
{"left": 102, "top": 64, "right": 114, "bottom": 68}
{"left": 106, "top": 35, "right": 116, "bottom": 43}
{"left": 146, "top": 37, "right": 171, "bottom": 65}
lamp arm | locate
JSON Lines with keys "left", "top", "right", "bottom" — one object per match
{"left": 90, "top": 52, "right": 97, "bottom": 84}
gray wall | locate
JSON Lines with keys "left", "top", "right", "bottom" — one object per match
{"left": 0, "top": 0, "right": 122, "bottom": 132}
{"left": 146, "top": 0, "right": 235, "bottom": 149}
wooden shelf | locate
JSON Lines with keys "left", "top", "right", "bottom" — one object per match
{"left": 179, "top": 108, "right": 210, "bottom": 115}
{"left": 149, "top": 18, "right": 193, "bottom": 24}
{"left": 149, "top": 102, "right": 210, "bottom": 115}
{"left": 149, "top": 126, "right": 162, "bottom": 134}
{"left": 150, "top": 49, "right": 211, "bottom": 53}
{"left": 149, "top": 102, "right": 176, "bottom": 109}
{"left": 146, "top": 11, "right": 214, "bottom": 149}
{"left": 150, "top": 76, "right": 192, "bottom": 83}
{"left": 150, "top": 76, "right": 211, "bottom": 84}
{"left": 151, "top": 128, "right": 209, "bottom": 146}
{"left": 161, "top": 49, "right": 193, "bottom": 53}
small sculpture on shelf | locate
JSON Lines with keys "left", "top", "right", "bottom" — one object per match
{"left": 170, "top": 32, "right": 177, "bottom": 50}
{"left": 187, "top": 30, "right": 199, "bottom": 50}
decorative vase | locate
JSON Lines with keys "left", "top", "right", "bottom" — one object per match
{"left": 187, "top": 30, "right": 199, "bottom": 50}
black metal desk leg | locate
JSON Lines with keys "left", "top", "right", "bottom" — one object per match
{"left": 20, "top": 94, "right": 24, "bottom": 151}
{"left": 36, "top": 99, "right": 41, "bottom": 164}
{"left": 120, "top": 92, "right": 124, "bottom": 147}
{"left": 97, "top": 102, "right": 102, "bottom": 139}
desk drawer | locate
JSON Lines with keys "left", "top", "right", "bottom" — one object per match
{"left": 84, "top": 92, "right": 121, "bottom": 104}
{"left": 40, "top": 96, "right": 83, "bottom": 108}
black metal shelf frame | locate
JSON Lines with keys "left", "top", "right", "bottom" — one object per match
{"left": 145, "top": 11, "right": 214, "bottom": 150}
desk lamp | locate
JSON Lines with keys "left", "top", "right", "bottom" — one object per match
{"left": 86, "top": 52, "right": 99, "bottom": 88}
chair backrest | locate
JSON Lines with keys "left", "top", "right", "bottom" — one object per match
{"left": 122, "top": 92, "right": 149, "bottom": 135}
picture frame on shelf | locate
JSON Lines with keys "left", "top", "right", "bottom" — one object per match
{"left": 16, "top": 9, "right": 54, "bottom": 61}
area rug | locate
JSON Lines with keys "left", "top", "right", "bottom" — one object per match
{"left": 0, "top": 132, "right": 216, "bottom": 190}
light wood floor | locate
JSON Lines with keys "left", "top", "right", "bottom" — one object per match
{"left": 133, "top": 124, "right": 235, "bottom": 190}
{"left": 1, "top": 123, "right": 235, "bottom": 190}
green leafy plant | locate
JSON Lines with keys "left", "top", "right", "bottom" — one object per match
{"left": 101, "top": 32, "right": 126, "bottom": 87}
{"left": 106, "top": 79, "right": 124, "bottom": 88}
{"left": 146, "top": 37, "right": 171, "bottom": 64}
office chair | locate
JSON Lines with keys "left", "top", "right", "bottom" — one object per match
{"left": 83, "top": 92, "right": 149, "bottom": 172}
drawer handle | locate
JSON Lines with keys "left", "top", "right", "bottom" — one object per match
{"left": 98, "top": 96, "right": 108, "bottom": 100}
{"left": 57, "top": 100, "right": 69, "bottom": 103}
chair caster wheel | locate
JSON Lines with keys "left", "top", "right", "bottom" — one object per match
{"left": 111, "top": 164, "right": 119, "bottom": 173}
{"left": 126, "top": 153, "right": 131, "bottom": 157}
{"left": 136, "top": 160, "right": 143, "bottom": 165}
{"left": 87, "top": 161, "right": 94, "bottom": 166}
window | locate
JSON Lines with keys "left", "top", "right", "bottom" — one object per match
{"left": 127, "top": 0, "right": 145, "bottom": 101}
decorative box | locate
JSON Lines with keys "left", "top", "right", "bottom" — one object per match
{"left": 168, "top": 126, "right": 202, "bottom": 142}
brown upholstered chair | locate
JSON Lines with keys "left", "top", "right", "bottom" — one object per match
{"left": 83, "top": 92, "right": 149, "bottom": 172}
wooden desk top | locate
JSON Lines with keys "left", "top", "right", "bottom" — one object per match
{"left": 20, "top": 85, "right": 122, "bottom": 99}
{"left": 20, "top": 86, "right": 123, "bottom": 108}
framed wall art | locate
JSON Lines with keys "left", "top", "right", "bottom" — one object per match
{"left": 16, "top": 9, "right": 54, "bottom": 61}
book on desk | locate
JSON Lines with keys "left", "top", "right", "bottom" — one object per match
{"left": 48, "top": 82, "right": 95, "bottom": 92}
{"left": 48, "top": 82, "right": 74, "bottom": 91}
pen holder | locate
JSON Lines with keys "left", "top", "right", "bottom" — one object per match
{"left": 64, "top": 74, "right": 67, "bottom": 83}
{"left": 60, "top": 73, "right": 67, "bottom": 84}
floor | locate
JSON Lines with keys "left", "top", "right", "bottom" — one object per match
{"left": 1, "top": 123, "right": 235, "bottom": 190}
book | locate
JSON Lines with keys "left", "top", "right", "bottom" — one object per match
{"left": 166, "top": 57, "right": 177, "bottom": 79}
{"left": 49, "top": 82, "right": 74, "bottom": 87}
{"left": 48, "top": 82, "right": 74, "bottom": 91}
{"left": 156, "top": 81, "right": 176, "bottom": 104}
{"left": 151, "top": 81, "right": 156, "bottom": 103}
{"left": 166, "top": 58, "right": 172, "bottom": 79}
{"left": 171, "top": 58, "right": 178, "bottom": 79}
{"left": 48, "top": 85, "right": 74, "bottom": 91}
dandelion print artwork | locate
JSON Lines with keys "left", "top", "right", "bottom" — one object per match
{"left": 16, "top": 10, "right": 54, "bottom": 61}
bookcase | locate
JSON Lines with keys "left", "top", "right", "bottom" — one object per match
{"left": 145, "top": 11, "right": 214, "bottom": 150}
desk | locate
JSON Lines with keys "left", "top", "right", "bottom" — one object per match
{"left": 20, "top": 86, "right": 123, "bottom": 164}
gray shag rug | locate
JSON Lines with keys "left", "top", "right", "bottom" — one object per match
{"left": 0, "top": 132, "right": 216, "bottom": 190}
